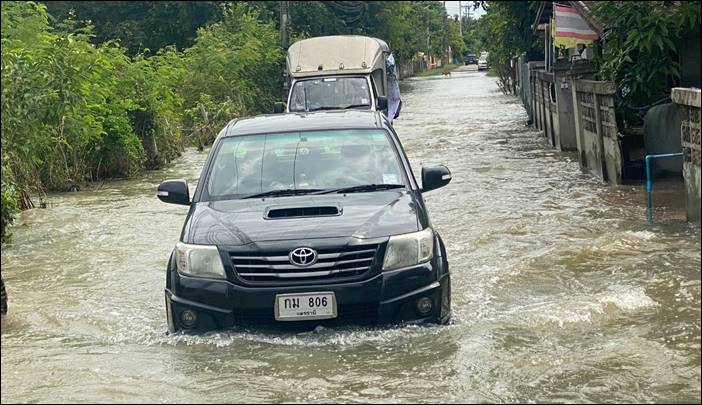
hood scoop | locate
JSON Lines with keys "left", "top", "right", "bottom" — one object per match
{"left": 265, "top": 204, "right": 342, "bottom": 219}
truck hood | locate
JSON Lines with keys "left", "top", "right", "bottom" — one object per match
{"left": 183, "top": 191, "right": 420, "bottom": 246}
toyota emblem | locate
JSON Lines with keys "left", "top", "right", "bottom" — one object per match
{"left": 289, "top": 247, "right": 318, "bottom": 267}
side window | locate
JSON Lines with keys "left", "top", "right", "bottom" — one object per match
{"left": 371, "top": 69, "right": 384, "bottom": 97}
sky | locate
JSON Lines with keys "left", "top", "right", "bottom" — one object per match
{"left": 444, "top": 1, "right": 486, "bottom": 20}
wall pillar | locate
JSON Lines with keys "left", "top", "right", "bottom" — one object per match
{"left": 672, "top": 88, "right": 702, "bottom": 222}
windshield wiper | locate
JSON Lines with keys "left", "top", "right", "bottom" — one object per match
{"left": 343, "top": 103, "right": 371, "bottom": 109}
{"left": 240, "top": 188, "right": 323, "bottom": 199}
{"left": 308, "top": 106, "right": 344, "bottom": 111}
{"left": 312, "top": 184, "right": 404, "bottom": 195}
{"left": 308, "top": 103, "right": 371, "bottom": 112}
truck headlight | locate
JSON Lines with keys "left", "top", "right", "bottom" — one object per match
{"left": 175, "top": 242, "right": 226, "bottom": 279}
{"left": 382, "top": 228, "right": 434, "bottom": 271}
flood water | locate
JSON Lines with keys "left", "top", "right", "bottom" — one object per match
{"left": 2, "top": 70, "right": 700, "bottom": 403}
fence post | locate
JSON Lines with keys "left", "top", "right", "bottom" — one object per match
{"left": 592, "top": 93, "right": 608, "bottom": 182}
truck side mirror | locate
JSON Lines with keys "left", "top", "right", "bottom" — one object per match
{"left": 157, "top": 179, "right": 190, "bottom": 205}
{"left": 421, "top": 165, "right": 452, "bottom": 193}
{"left": 273, "top": 102, "right": 285, "bottom": 113}
{"left": 376, "top": 96, "right": 388, "bottom": 111}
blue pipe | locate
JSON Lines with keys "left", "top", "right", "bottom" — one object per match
{"left": 645, "top": 152, "right": 683, "bottom": 224}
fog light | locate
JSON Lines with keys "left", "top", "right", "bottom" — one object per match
{"left": 180, "top": 309, "right": 197, "bottom": 327}
{"left": 416, "top": 297, "right": 433, "bottom": 315}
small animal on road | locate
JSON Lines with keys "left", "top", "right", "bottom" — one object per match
{"left": 442, "top": 69, "right": 451, "bottom": 77}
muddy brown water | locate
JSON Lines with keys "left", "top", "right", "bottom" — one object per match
{"left": 2, "top": 71, "right": 700, "bottom": 403}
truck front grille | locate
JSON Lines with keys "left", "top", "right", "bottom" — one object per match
{"left": 230, "top": 243, "right": 380, "bottom": 283}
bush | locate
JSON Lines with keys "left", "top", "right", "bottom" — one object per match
{"left": 479, "top": 1, "right": 543, "bottom": 95}
{"left": 593, "top": 1, "right": 701, "bottom": 123}
{"left": 1, "top": 1, "right": 291, "bottom": 216}
{"left": 2, "top": 2, "right": 154, "bottom": 195}
{"left": 181, "top": 3, "right": 284, "bottom": 133}
{"left": 1, "top": 1, "right": 190, "bottom": 204}
{"left": 1, "top": 165, "right": 18, "bottom": 243}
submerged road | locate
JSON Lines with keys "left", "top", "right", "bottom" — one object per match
{"left": 1, "top": 70, "right": 700, "bottom": 403}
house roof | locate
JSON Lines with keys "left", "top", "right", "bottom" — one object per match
{"left": 569, "top": 1, "right": 604, "bottom": 35}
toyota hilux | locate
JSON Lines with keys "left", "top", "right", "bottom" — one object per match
{"left": 157, "top": 110, "right": 452, "bottom": 332}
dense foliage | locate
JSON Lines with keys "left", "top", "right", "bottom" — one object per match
{"left": 47, "top": 1, "right": 453, "bottom": 60}
{"left": 446, "top": 16, "right": 464, "bottom": 61}
{"left": 475, "top": 1, "right": 543, "bottom": 94}
{"left": 248, "top": 1, "right": 450, "bottom": 60}
{"left": 1, "top": 1, "right": 461, "bottom": 242}
{"left": 44, "top": 1, "right": 225, "bottom": 55}
{"left": 1, "top": 162, "right": 18, "bottom": 242}
{"left": 462, "top": 12, "right": 489, "bottom": 57}
{"left": 180, "top": 3, "right": 283, "bottom": 145}
{"left": 593, "top": 1, "right": 701, "bottom": 117}
{"left": 471, "top": 0, "right": 701, "bottom": 115}
{"left": 0, "top": 1, "right": 282, "bottom": 241}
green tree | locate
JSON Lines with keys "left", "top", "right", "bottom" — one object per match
{"left": 1, "top": 0, "right": 466, "bottom": 241}
{"left": 43, "top": 1, "right": 225, "bottom": 54}
{"left": 447, "top": 18, "right": 464, "bottom": 62}
{"left": 180, "top": 3, "right": 284, "bottom": 144}
{"left": 249, "top": 1, "right": 448, "bottom": 61}
{"left": 593, "top": 1, "right": 701, "bottom": 119}
{"left": 463, "top": 13, "right": 489, "bottom": 56}
{"left": 1, "top": 161, "right": 18, "bottom": 242}
{"left": 479, "top": 1, "right": 542, "bottom": 94}
{"left": 1, "top": 1, "right": 187, "bottom": 209}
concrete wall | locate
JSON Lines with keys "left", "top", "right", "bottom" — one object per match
{"left": 526, "top": 66, "right": 625, "bottom": 185}
{"left": 528, "top": 66, "right": 579, "bottom": 152}
{"left": 553, "top": 62, "right": 577, "bottom": 151}
{"left": 398, "top": 59, "right": 425, "bottom": 80}
{"left": 572, "top": 80, "right": 623, "bottom": 184}
{"left": 530, "top": 68, "right": 543, "bottom": 132}
{"left": 672, "top": 87, "right": 701, "bottom": 222}
{"left": 542, "top": 72, "right": 557, "bottom": 148}
{"left": 532, "top": 70, "right": 557, "bottom": 147}
{"left": 518, "top": 55, "right": 533, "bottom": 123}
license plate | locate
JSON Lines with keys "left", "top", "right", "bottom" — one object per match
{"left": 274, "top": 292, "right": 337, "bottom": 321}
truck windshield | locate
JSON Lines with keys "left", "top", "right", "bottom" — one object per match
{"left": 206, "top": 129, "right": 405, "bottom": 200}
{"left": 289, "top": 77, "right": 372, "bottom": 112}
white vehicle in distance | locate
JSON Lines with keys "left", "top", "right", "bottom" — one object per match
{"left": 275, "top": 35, "right": 391, "bottom": 115}
{"left": 478, "top": 52, "right": 489, "bottom": 71}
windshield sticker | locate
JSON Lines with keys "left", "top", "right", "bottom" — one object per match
{"left": 361, "top": 98, "right": 369, "bottom": 104}
{"left": 383, "top": 174, "right": 399, "bottom": 184}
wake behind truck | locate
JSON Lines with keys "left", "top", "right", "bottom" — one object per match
{"left": 274, "top": 35, "right": 391, "bottom": 114}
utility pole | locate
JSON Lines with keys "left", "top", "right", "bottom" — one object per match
{"left": 462, "top": 3, "right": 472, "bottom": 46}
{"left": 458, "top": 1, "right": 462, "bottom": 37}
{"left": 280, "top": 1, "right": 290, "bottom": 101}
{"left": 443, "top": 0, "right": 449, "bottom": 65}
{"left": 462, "top": 4, "right": 472, "bottom": 22}
{"left": 426, "top": 28, "right": 431, "bottom": 70}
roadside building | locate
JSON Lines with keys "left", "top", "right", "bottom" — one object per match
{"left": 521, "top": 1, "right": 701, "bottom": 222}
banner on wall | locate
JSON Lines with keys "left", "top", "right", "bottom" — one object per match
{"left": 552, "top": 4, "right": 599, "bottom": 49}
